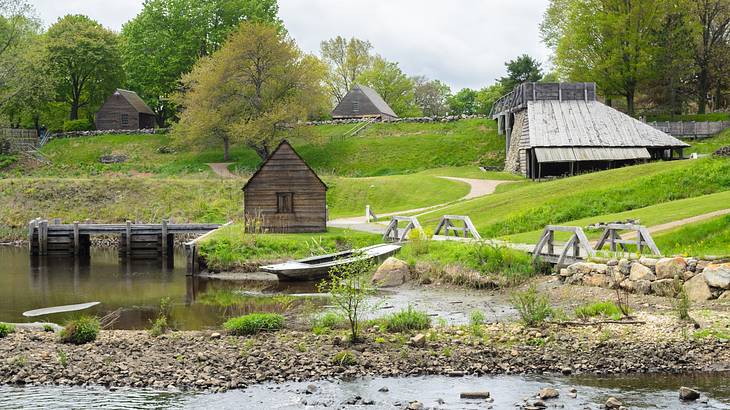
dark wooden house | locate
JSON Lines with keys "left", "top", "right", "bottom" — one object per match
{"left": 331, "top": 85, "right": 398, "bottom": 120}
{"left": 95, "top": 89, "right": 156, "bottom": 130}
{"left": 243, "top": 140, "right": 327, "bottom": 233}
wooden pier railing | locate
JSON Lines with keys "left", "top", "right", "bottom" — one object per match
{"left": 532, "top": 225, "right": 595, "bottom": 267}
{"left": 382, "top": 216, "right": 423, "bottom": 243}
{"left": 432, "top": 215, "right": 481, "bottom": 241}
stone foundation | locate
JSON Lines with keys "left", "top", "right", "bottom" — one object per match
{"left": 561, "top": 258, "right": 730, "bottom": 302}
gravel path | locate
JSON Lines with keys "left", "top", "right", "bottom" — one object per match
{"left": 621, "top": 208, "right": 730, "bottom": 240}
{"left": 207, "top": 163, "right": 237, "bottom": 178}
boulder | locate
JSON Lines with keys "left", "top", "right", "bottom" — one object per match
{"left": 655, "top": 257, "right": 687, "bottom": 280}
{"left": 372, "top": 257, "right": 410, "bottom": 287}
{"left": 629, "top": 263, "right": 656, "bottom": 281}
{"left": 651, "top": 279, "right": 678, "bottom": 297}
{"left": 605, "top": 397, "right": 622, "bottom": 409}
{"left": 683, "top": 271, "right": 696, "bottom": 281}
{"left": 583, "top": 274, "right": 609, "bottom": 288}
{"left": 538, "top": 387, "right": 559, "bottom": 400}
{"left": 618, "top": 259, "right": 631, "bottom": 275}
{"left": 634, "top": 280, "right": 652, "bottom": 295}
{"left": 719, "top": 290, "right": 730, "bottom": 301}
{"left": 684, "top": 274, "right": 712, "bottom": 302}
{"left": 703, "top": 263, "right": 730, "bottom": 289}
{"left": 639, "top": 256, "right": 658, "bottom": 268}
{"left": 410, "top": 333, "right": 426, "bottom": 348}
{"left": 679, "top": 386, "right": 700, "bottom": 401}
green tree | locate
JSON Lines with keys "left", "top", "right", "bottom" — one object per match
{"left": 499, "top": 54, "right": 543, "bottom": 90}
{"left": 0, "top": 1, "right": 41, "bottom": 114}
{"left": 542, "top": 0, "right": 665, "bottom": 115}
{"left": 45, "top": 15, "right": 123, "bottom": 120}
{"left": 173, "top": 22, "right": 327, "bottom": 161}
{"left": 688, "top": 0, "right": 730, "bottom": 113}
{"left": 448, "top": 88, "right": 478, "bottom": 115}
{"left": 475, "top": 83, "right": 506, "bottom": 115}
{"left": 320, "top": 36, "right": 373, "bottom": 103}
{"left": 412, "top": 76, "right": 451, "bottom": 116}
{"left": 358, "top": 56, "right": 420, "bottom": 117}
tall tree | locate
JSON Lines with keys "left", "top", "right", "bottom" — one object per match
{"left": 174, "top": 22, "right": 327, "bottom": 161}
{"left": 412, "top": 76, "right": 451, "bottom": 116}
{"left": 475, "top": 84, "right": 507, "bottom": 115}
{"left": 121, "top": 0, "right": 282, "bottom": 126}
{"left": 541, "top": 0, "right": 664, "bottom": 115}
{"left": 320, "top": 36, "right": 373, "bottom": 103}
{"left": 688, "top": 0, "right": 730, "bottom": 113}
{"left": 46, "top": 15, "right": 123, "bottom": 120}
{"left": 499, "top": 54, "right": 544, "bottom": 90}
{"left": 447, "top": 88, "right": 478, "bottom": 115}
{"left": 0, "top": 1, "right": 40, "bottom": 113}
{"left": 357, "top": 56, "right": 420, "bottom": 117}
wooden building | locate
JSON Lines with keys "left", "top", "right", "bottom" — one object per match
{"left": 243, "top": 140, "right": 327, "bottom": 233}
{"left": 331, "top": 85, "right": 398, "bottom": 120}
{"left": 95, "top": 89, "right": 156, "bottom": 130}
{"left": 491, "top": 82, "right": 689, "bottom": 179}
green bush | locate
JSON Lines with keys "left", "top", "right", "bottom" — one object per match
{"left": 331, "top": 350, "right": 357, "bottom": 366}
{"left": 469, "top": 310, "right": 486, "bottom": 326}
{"left": 0, "top": 154, "right": 16, "bottom": 170}
{"left": 224, "top": 313, "right": 284, "bottom": 336}
{"left": 574, "top": 301, "right": 624, "bottom": 321}
{"left": 383, "top": 306, "right": 431, "bottom": 333}
{"left": 0, "top": 322, "right": 15, "bottom": 338}
{"left": 59, "top": 316, "right": 100, "bottom": 344}
{"left": 510, "top": 286, "right": 553, "bottom": 327}
{"left": 311, "top": 311, "right": 344, "bottom": 335}
{"left": 148, "top": 316, "right": 169, "bottom": 338}
{"left": 62, "top": 119, "right": 94, "bottom": 132}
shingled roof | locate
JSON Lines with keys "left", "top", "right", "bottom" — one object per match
{"left": 114, "top": 89, "right": 155, "bottom": 115}
{"left": 332, "top": 85, "right": 398, "bottom": 119}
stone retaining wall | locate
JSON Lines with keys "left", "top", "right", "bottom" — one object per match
{"left": 304, "top": 114, "right": 489, "bottom": 126}
{"left": 50, "top": 128, "right": 169, "bottom": 139}
{"left": 561, "top": 258, "right": 730, "bottom": 302}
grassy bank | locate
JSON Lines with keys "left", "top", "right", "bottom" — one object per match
{"left": 652, "top": 214, "right": 730, "bottom": 257}
{"left": 198, "top": 225, "right": 382, "bottom": 271}
{"left": 24, "top": 119, "right": 502, "bottom": 178}
{"left": 684, "top": 129, "right": 730, "bottom": 155}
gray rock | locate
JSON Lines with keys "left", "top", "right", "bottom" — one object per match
{"left": 372, "top": 257, "right": 410, "bottom": 287}
{"left": 460, "top": 391, "right": 490, "bottom": 399}
{"left": 651, "top": 279, "right": 678, "bottom": 297}
{"left": 703, "top": 263, "right": 730, "bottom": 289}
{"left": 538, "top": 387, "right": 559, "bottom": 400}
{"left": 639, "top": 257, "right": 658, "bottom": 267}
{"left": 718, "top": 290, "right": 730, "bottom": 300}
{"left": 618, "top": 259, "right": 631, "bottom": 275}
{"left": 629, "top": 263, "right": 656, "bottom": 282}
{"left": 635, "top": 280, "right": 652, "bottom": 295}
{"left": 410, "top": 333, "right": 426, "bottom": 348}
{"left": 407, "top": 400, "right": 424, "bottom": 410}
{"left": 655, "top": 257, "right": 687, "bottom": 280}
{"left": 679, "top": 386, "right": 700, "bottom": 401}
{"left": 685, "top": 274, "right": 712, "bottom": 302}
{"left": 605, "top": 397, "right": 622, "bottom": 409}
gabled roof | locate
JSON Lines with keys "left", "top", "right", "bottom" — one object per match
{"left": 332, "top": 85, "right": 398, "bottom": 118}
{"left": 527, "top": 100, "right": 689, "bottom": 148}
{"left": 114, "top": 89, "right": 155, "bottom": 115}
{"left": 242, "top": 140, "right": 327, "bottom": 191}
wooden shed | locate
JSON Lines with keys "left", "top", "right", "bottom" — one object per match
{"left": 95, "top": 89, "right": 156, "bottom": 130}
{"left": 491, "top": 82, "right": 690, "bottom": 179}
{"left": 243, "top": 140, "right": 327, "bottom": 233}
{"left": 332, "top": 85, "right": 398, "bottom": 120}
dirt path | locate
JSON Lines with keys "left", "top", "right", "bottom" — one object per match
{"left": 620, "top": 208, "right": 730, "bottom": 240}
{"left": 207, "top": 163, "right": 237, "bottom": 178}
{"left": 328, "top": 177, "right": 509, "bottom": 232}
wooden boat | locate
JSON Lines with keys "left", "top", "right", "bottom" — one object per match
{"left": 260, "top": 243, "right": 401, "bottom": 281}
{"left": 23, "top": 301, "right": 100, "bottom": 317}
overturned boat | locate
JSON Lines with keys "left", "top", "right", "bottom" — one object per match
{"left": 260, "top": 243, "right": 401, "bottom": 281}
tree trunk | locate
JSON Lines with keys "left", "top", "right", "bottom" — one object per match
{"left": 69, "top": 102, "right": 79, "bottom": 121}
{"left": 626, "top": 89, "right": 635, "bottom": 117}
{"left": 698, "top": 67, "right": 709, "bottom": 114}
{"left": 223, "top": 137, "right": 230, "bottom": 161}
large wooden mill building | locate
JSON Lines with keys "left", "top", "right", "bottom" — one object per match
{"left": 491, "top": 82, "right": 689, "bottom": 179}
{"left": 243, "top": 140, "right": 327, "bottom": 233}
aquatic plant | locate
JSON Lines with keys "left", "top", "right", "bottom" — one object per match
{"left": 574, "top": 301, "right": 625, "bottom": 321}
{"left": 223, "top": 313, "right": 284, "bottom": 336}
{"left": 331, "top": 350, "right": 357, "bottom": 366}
{"left": 509, "top": 286, "right": 553, "bottom": 327}
{"left": 469, "top": 310, "right": 486, "bottom": 326}
{"left": 311, "top": 311, "right": 344, "bottom": 335}
{"left": 383, "top": 306, "right": 431, "bottom": 333}
{"left": 59, "top": 316, "right": 100, "bottom": 345}
{"left": 0, "top": 322, "right": 15, "bottom": 338}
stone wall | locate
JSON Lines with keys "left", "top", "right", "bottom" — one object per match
{"left": 50, "top": 128, "right": 169, "bottom": 139}
{"left": 561, "top": 258, "right": 730, "bottom": 302}
{"left": 304, "top": 114, "right": 489, "bottom": 126}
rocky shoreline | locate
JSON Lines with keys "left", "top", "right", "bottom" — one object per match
{"left": 2, "top": 319, "right": 728, "bottom": 393}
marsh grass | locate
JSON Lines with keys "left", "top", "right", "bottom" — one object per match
{"left": 0, "top": 322, "right": 15, "bottom": 338}
{"left": 574, "top": 301, "right": 625, "bottom": 321}
{"left": 223, "top": 313, "right": 285, "bottom": 336}
{"left": 382, "top": 306, "right": 432, "bottom": 333}
{"left": 59, "top": 316, "right": 100, "bottom": 345}
{"left": 510, "top": 286, "right": 553, "bottom": 327}
{"left": 311, "top": 311, "right": 345, "bottom": 335}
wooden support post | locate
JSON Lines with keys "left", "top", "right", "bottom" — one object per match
{"left": 161, "top": 219, "right": 168, "bottom": 256}
{"left": 39, "top": 220, "right": 48, "bottom": 256}
{"left": 28, "top": 220, "right": 36, "bottom": 254}
{"left": 73, "top": 221, "right": 79, "bottom": 255}
{"left": 125, "top": 220, "right": 132, "bottom": 257}
{"left": 53, "top": 218, "right": 61, "bottom": 225}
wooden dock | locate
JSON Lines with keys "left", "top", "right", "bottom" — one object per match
{"left": 28, "top": 218, "right": 221, "bottom": 259}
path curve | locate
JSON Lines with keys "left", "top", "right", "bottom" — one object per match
{"left": 620, "top": 208, "right": 730, "bottom": 241}
{"left": 207, "top": 163, "right": 237, "bottom": 178}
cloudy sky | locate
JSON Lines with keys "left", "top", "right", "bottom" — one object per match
{"left": 30, "top": 0, "right": 552, "bottom": 90}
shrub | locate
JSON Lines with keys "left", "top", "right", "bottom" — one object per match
{"left": 469, "top": 310, "right": 486, "bottom": 326}
{"left": 62, "top": 119, "right": 93, "bottom": 132}
{"left": 223, "top": 313, "right": 284, "bottom": 336}
{"left": 0, "top": 322, "right": 15, "bottom": 338}
{"left": 0, "top": 154, "right": 16, "bottom": 169}
{"left": 383, "top": 306, "right": 431, "bottom": 333}
{"left": 311, "top": 311, "right": 344, "bottom": 335}
{"left": 148, "top": 316, "right": 169, "bottom": 338}
{"left": 510, "top": 286, "right": 553, "bottom": 327}
{"left": 59, "top": 316, "right": 100, "bottom": 344}
{"left": 574, "top": 301, "right": 625, "bottom": 321}
{"left": 42, "top": 324, "right": 54, "bottom": 332}
{"left": 331, "top": 350, "right": 357, "bottom": 366}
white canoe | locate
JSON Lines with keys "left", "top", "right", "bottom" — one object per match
{"left": 22, "top": 301, "right": 100, "bottom": 317}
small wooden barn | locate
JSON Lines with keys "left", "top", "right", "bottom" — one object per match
{"left": 492, "top": 82, "right": 689, "bottom": 179}
{"left": 243, "top": 140, "right": 327, "bottom": 233}
{"left": 95, "top": 89, "right": 156, "bottom": 130}
{"left": 332, "top": 85, "right": 398, "bottom": 120}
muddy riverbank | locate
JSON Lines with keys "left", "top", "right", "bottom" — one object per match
{"left": 2, "top": 315, "right": 729, "bottom": 392}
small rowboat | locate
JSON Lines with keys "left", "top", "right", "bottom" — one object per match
{"left": 260, "top": 243, "right": 401, "bottom": 281}
{"left": 23, "top": 301, "right": 100, "bottom": 317}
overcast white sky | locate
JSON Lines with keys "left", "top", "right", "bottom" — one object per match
{"left": 30, "top": 0, "right": 551, "bottom": 90}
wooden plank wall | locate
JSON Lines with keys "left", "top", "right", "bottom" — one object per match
{"left": 647, "top": 121, "right": 730, "bottom": 137}
{"left": 1, "top": 128, "right": 38, "bottom": 152}
{"left": 95, "top": 94, "right": 141, "bottom": 130}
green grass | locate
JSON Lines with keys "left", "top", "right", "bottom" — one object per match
{"left": 684, "top": 128, "right": 730, "bottom": 155}
{"left": 416, "top": 157, "right": 730, "bottom": 239}
{"left": 382, "top": 306, "right": 431, "bottom": 333}
{"left": 59, "top": 316, "right": 100, "bottom": 345}
{"left": 311, "top": 311, "right": 345, "bottom": 335}
{"left": 574, "top": 301, "right": 625, "bottom": 321}
{"left": 0, "top": 322, "right": 15, "bottom": 338}
{"left": 0, "top": 154, "right": 17, "bottom": 170}
{"left": 198, "top": 225, "right": 382, "bottom": 271}
{"left": 652, "top": 214, "right": 730, "bottom": 257}
{"left": 223, "top": 313, "right": 284, "bottom": 335}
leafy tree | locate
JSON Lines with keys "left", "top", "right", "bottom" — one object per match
{"left": 687, "top": 0, "right": 730, "bottom": 113}
{"left": 542, "top": 0, "right": 665, "bottom": 115}
{"left": 499, "top": 54, "right": 543, "bottom": 90}
{"left": 121, "top": 0, "right": 282, "bottom": 126}
{"left": 0, "top": 1, "right": 42, "bottom": 114}
{"left": 412, "top": 76, "right": 451, "bottom": 116}
{"left": 320, "top": 36, "right": 373, "bottom": 103}
{"left": 357, "top": 56, "right": 420, "bottom": 117}
{"left": 475, "top": 84, "right": 506, "bottom": 115}
{"left": 45, "top": 15, "right": 123, "bottom": 120}
{"left": 173, "top": 22, "right": 327, "bottom": 161}
{"left": 447, "top": 88, "right": 478, "bottom": 115}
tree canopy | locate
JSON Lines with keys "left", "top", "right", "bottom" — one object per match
{"left": 499, "top": 54, "right": 543, "bottom": 90}
{"left": 173, "top": 22, "right": 327, "bottom": 161}
{"left": 357, "top": 56, "right": 420, "bottom": 117}
{"left": 320, "top": 36, "right": 373, "bottom": 104}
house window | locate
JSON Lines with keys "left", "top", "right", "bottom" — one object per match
{"left": 277, "top": 192, "right": 294, "bottom": 213}
{"left": 121, "top": 113, "right": 129, "bottom": 127}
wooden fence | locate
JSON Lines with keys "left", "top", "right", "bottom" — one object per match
{"left": 646, "top": 121, "right": 730, "bottom": 138}
{"left": 0, "top": 128, "right": 38, "bottom": 152}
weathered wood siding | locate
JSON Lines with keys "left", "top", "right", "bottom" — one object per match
{"left": 332, "top": 86, "right": 398, "bottom": 120}
{"left": 492, "top": 82, "right": 597, "bottom": 118}
{"left": 647, "top": 120, "right": 730, "bottom": 137}
{"left": 96, "top": 94, "right": 141, "bottom": 130}
{"left": 244, "top": 142, "right": 327, "bottom": 233}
